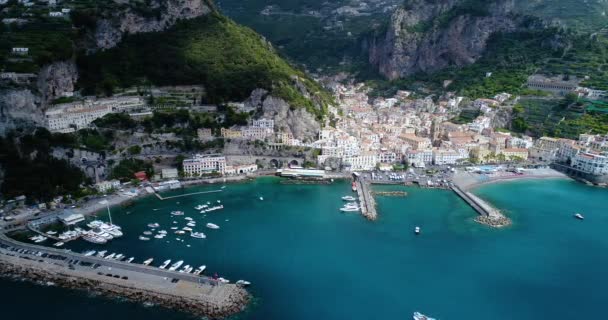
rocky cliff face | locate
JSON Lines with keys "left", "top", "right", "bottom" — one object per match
{"left": 367, "top": 0, "right": 520, "bottom": 79}
{"left": 94, "top": 0, "right": 213, "bottom": 50}
{"left": 0, "top": 89, "right": 43, "bottom": 135}
{"left": 245, "top": 89, "right": 321, "bottom": 142}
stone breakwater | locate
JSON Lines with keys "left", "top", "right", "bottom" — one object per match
{"left": 0, "top": 257, "right": 250, "bottom": 319}
{"left": 475, "top": 215, "right": 512, "bottom": 228}
{"left": 372, "top": 191, "right": 408, "bottom": 197}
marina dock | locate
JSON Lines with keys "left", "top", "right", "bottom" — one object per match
{"left": 0, "top": 233, "right": 250, "bottom": 318}
{"left": 356, "top": 180, "right": 377, "bottom": 221}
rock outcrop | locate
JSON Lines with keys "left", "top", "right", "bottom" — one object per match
{"left": 93, "top": 0, "right": 213, "bottom": 50}
{"left": 245, "top": 89, "right": 321, "bottom": 142}
{"left": 367, "top": 0, "right": 520, "bottom": 79}
{"left": 0, "top": 89, "right": 43, "bottom": 135}
{"left": 36, "top": 60, "right": 79, "bottom": 103}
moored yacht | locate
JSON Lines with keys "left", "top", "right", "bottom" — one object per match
{"left": 126, "top": 257, "right": 135, "bottom": 263}
{"left": 83, "top": 250, "right": 96, "bottom": 257}
{"left": 96, "top": 250, "right": 108, "bottom": 258}
{"left": 159, "top": 259, "right": 171, "bottom": 269}
{"left": 139, "top": 236, "right": 151, "bottom": 241}
{"left": 341, "top": 196, "right": 356, "bottom": 201}
{"left": 169, "top": 260, "right": 184, "bottom": 271}
{"left": 193, "top": 265, "right": 206, "bottom": 275}
{"left": 104, "top": 253, "right": 116, "bottom": 260}
{"left": 143, "top": 258, "right": 154, "bottom": 266}
{"left": 147, "top": 223, "right": 160, "bottom": 228}
{"left": 179, "top": 265, "right": 191, "bottom": 273}
{"left": 171, "top": 211, "right": 184, "bottom": 216}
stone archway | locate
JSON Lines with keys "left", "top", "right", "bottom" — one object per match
{"left": 289, "top": 159, "right": 300, "bottom": 167}
{"left": 270, "top": 159, "right": 280, "bottom": 168}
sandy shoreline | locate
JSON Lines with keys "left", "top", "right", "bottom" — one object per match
{"left": 453, "top": 168, "right": 571, "bottom": 191}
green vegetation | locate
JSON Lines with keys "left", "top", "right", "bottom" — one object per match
{"left": 93, "top": 113, "right": 137, "bottom": 130}
{"left": 110, "top": 158, "right": 154, "bottom": 182}
{"left": 77, "top": 13, "right": 331, "bottom": 119}
{"left": 0, "top": 129, "right": 88, "bottom": 202}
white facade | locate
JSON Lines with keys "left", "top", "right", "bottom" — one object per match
{"left": 342, "top": 154, "right": 377, "bottom": 171}
{"left": 433, "top": 149, "right": 460, "bottom": 165}
{"left": 241, "top": 126, "right": 273, "bottom": 140}
{"left": 46, "top": 104, "right": 112, "bottom": 133}
{"left": 572, "top": 152, "right": 608, "bottom": 175}
{"left": 183, "top": 154, "right": 226, "bottom": 176}
{"left": 224, "top": 164, "right": 258, "bottom": 175}
{"left": 252, "top": 118, "right": 274, "bottom": 129}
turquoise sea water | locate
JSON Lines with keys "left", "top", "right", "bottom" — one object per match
{"left": 2, "top": 177, "right": 608, "bottom": 319}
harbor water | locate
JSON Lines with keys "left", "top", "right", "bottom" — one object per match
{"left": 3, "top": 177, "right": 608, "bottom": 319}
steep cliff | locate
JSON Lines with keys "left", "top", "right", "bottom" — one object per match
{"left": 367, "top": 0, "right": 521, "bottom": 80}
{"left": 93, "top": 0, "right": 214, "bottom": 50}
{"left": 245, "top": 89, "right": 321, "bottom": 142}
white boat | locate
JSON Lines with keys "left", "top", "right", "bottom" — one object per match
{"left": 340, "top": 207, "right": 359, "bottom": 212}
{"left": 175, "top": 230, "right": 186, "bottom": 235}
{"left": 236, "top": 280, "right": 251, "bottom": 287}
{"left": 83, "top": 250, "right": 96, "bottom": 257}
{"left": 139, "top": 236, "right": 151, "bottom": 241}
{"left": 82, "top": 232, "right": 108, "bottom": 244}
{"left": 169, "top": 260, "right": 184, "bottom": 271}
{"left": 259, "top": 197, "right": 264, "bottom": 201}
{"left": 159, "top": 259, "right": 171, "bottom": 269}
{"left": 143, "top": 258, "right": 154, "bottom": 266}
{"left": 191, "top": 232, "right": 206, "bottom": 239}
{"left": 53, "top": 242, "right": 64, "bottom": 247}
{"left": 179, "top": 265, "right": 191, "bottom": 273}
{"left": 154, "top": 234, "right": 165, "bottom": 239}
{"left": 147, "top": 223, "right": 160, "bottom": 228}
{"left": 114, "top": 254, "right": 125, "bottom": 261}
{"left": 221, "top": 186, "right": 226, "bottom": 189}
{"left": 574, "top": 213, "right": 584, "bottom": 220}
{"left": 217, "top": 200, "right": 221, "bottom": 203}
{"left": 413, "top": 312, "right": 436, "bottom": 320}
{"left": 170, "top": 227, "right": 178, "bottom": 230}
{"left": 182, "top": 227, "right": 193, "bottom": 232}
{"left": 126, "top": 257, "right": 135, "bottom": 263}
{"left": 206, "top": 223, "right": 220, "bottom": 230}
{"left": 193, "top": 265, "right": 206, "bottom": 275}
{"left": 104, "top": 253, "right": 116, "bottom": 260}
{"left": 158, "top": 230, "right": 168, "bottom": 234}
{"left": 187, "top": 222, "right": 196, "bottom": 227}
{"left": 46, "top": 231, "right": 58, "bottom": 235}
{"left": 96, "top": 250, "right": 107, "bottom": 258}
{"left": 171, "top": 211, "right": 184, "bottom": 216}
{"left": 143, "top": 231, "right": 153, "bottom": 235}
{"left": 218, "top": 277, "right": 230, "bottom": 284}
{"left": 414, "top": 226, "right": 420, "bottom": 235}
{"left": 194, "top": 205, "right": 205, "bottom": 210}
{"left": 185, "top": 217, "right": 193, "bottom": 221}
{"left": 341, "top": 196, "right": 356, "bottom": 201}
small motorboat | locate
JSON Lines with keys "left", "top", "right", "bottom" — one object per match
{"left": 574, "top": 213, "right": 584, "bottom": 220}
{"left": 414, "top": 226, "right": 420, "bottom": 235}
{"left": 139, "top": 236, "right": 151, "bottom": 241}
{"left": 206, "top": 223, "right": 220, "bottom": 230}
{"left": 259, "top": 196, "right": 264, "bottom": 201}
{"left": 342, "top": 196, "right": 356, "bottom": 201}
{"left": 413, "top": 312, "right": 436, "bottom": 320}
{"left": 236, "top": 280, "right": 251, "bottom": 287}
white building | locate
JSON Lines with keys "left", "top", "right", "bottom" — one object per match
{"left": 11, "top": 47, "right": 28, "bottom": 55}
{"left": 46, "top": 103, "right": 113, "bottom": 133}
{"left": 571, "top": 152, "right": 608, "bottom": 175}
{"left": 224, "top": 164, "right": 258, "bottom": 175}
{"left": 183, "top": 154, "right": 226, "bottom": 176}
{"left": 406, "top": 149, "right": 433, "bottom": 167}
{"left": 241, "top": 126, "right": 273, "bottom": 140}
{"left": 252, "top": 118, "right": 274, "bottom": 129}
{"left": 433, "top": 149, "right": 460, "bottom": 165}
{"left": 342, "top": 154, "right": 377, "bottom": 171}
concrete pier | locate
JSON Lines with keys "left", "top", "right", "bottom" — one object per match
{"left": 0, "top": 233, "right": 250, "bottom": 318}
{"left": 356, "top": 180, "right": 377, "bottom": 221}
{"left": 451, "top": 185, "right": 511, "bottom": 227}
